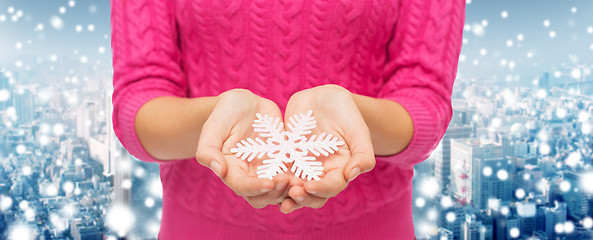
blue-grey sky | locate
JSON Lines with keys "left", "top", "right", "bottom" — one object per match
{"left": 0, "top": 0, "right": 110, "bottom": 69}
{"left": 0, "top": 0, "right": 592, "bottom": 83}
{"left": 461, "top": 0, "right": 593, "bottom": 83}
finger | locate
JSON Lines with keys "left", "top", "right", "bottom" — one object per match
{"left": 279, "top": 198, "right": 302, "bottom": 214}
{"left": 343, "top": 148, "right": 375, "bottom": 182}
{"left": 342, "top": 122, "right": 375, "bottom": 182}
{"left": 288, "top": 174, "right": 305, "bottom": 187}
{"left": 225, "top": 166, "right": 274, "bottom": 197}
{"left": 303, "top": 170, "right": 347, "bottom": 198}
{"left": 289, "top": 186, "right": 328, "bottom": 209}
{"left": 244, "top": 174, "right": 290, "bottom": 208}
{"left": 195, "top": 145, "right": 228, "bottom": 179}
{"left": 195, "top": 118, "right": 229, "bottom": 178}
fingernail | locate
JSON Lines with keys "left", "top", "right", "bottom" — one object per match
{"left": 295, "top": 196, "right": 304, "bottom": 202}
{"left": 348, "top": 168, "right": 361, "bottom": 181}
{"left": 210, "top": 161, "right": 222, "bottom": 177}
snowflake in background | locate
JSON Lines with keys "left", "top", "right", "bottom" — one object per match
{"left": 230, "top": 110, "right": 344, "bottom": 181}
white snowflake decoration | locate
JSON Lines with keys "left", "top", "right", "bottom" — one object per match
{"left": 230, "top": 110, "right": 344, "bottom": 181}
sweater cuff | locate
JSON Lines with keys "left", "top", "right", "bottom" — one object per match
{"left": 375, "top": 93, "right": 449, "bottom": 169}
{"left": 113, "top": 89, "right": 180, "bottom": 164}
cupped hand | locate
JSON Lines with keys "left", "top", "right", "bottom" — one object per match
{"left": 279, "top": 84, "right": 376, "bottom": 214}
{"left": 195, "top": 89, "right": 300, "bottom": 209}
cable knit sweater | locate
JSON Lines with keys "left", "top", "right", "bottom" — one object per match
{"left": 111, "top": 0, "right": 464, "bottom": 239}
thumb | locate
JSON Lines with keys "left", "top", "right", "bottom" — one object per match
{"left": 343, "top": 150, "right": 375, "bottom": 182}
{"left": 195, "top": 119, "right": 228, "bottom": 178}
{"left": 342, "top": 124, "right": 375, "bottom": 182}
{"left": 196, "top": 145, "right": 228, "bottom": 178}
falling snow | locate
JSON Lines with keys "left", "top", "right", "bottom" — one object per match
{"left": 497, "top": 169, "right": 509, "bottom": 181}
{"left": 543, "top": 19, "right": 551, "bottom": 27}
{"left": 515, "top": 188, "right": 526, "bottom": 199}
{"left": 559, "top": 180, "right": 571, "bottom": 192}
{"left": 583, "top": 217, "right": 593, "bottom": 229}
{"left": 49, "top": 16, "right": 64, "bottom": 30}
{"left": 8, "top": 225, "right": 34, "bottom": 240}
{"left": 509, "top": 227, "right": 520, "bottom": 238}
{"left": 107, "top": 205, "right": 135, "bottom": 237}
{"left": 516, "top": 34, "right": 524, "bottom": 41}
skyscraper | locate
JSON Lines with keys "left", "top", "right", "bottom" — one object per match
{"left": 76, "top": 102, "right": 96, "bottom": 141}
{"left": 563, "top": 171, "right": 590, "bottom": 220}
{"left": 462, "top": 214, "right": 487, "bottom": 240}
{"left": 472, "top": 156, "right": 513, "bottom": 210}
{"left": 442, "top": 205, "right": 473, "bottom": 238}
{"left": 451, "top": 138, "right": 503, "bottom": 206}
{"left": 0, "top": 73, "right": 10, "bottom": 111}
{"left": 434, "top": 126, "right": 473, "bottom": 193}
{"left": 539, "top": 72, "right": 550, "bottom": 89}
{"left": 517, "top": 202, "right": 537, "bottom": 236}
{"left": 13, "top": 88, "right": 35, "bottom": 125}
{"left": 540, "top": 202, "right": 567, "bottom": 239}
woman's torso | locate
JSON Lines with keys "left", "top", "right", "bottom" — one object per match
{"left": 157, "top": 0, "right": 417, "bottom": 239}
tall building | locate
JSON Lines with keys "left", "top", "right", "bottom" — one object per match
{"left": 434, "top": 125, "right": 473, "bottom": 193}
{"left": 88, "top": 85, "right": 119, "bottom": 177}
{"left": 0, "top": 74, "right": 10, "bottom": 111}
{"left": 451, "top": 106, "right": 476, "bottom": 126}
{"left": 105, "top": 86, "right": 117, "bottom": 176}
{"left": 113, "top": 150, "right": 132, "bottom": 206}
{"left": 451, "top": 138, "right": 503, "bottom": 206}
{"left": 517, "top": 202, "right": 537, "bottom": 236}
{"left": 540, "top": 202, "right": 567, "bottom": 239}
{"left": 13, "top": 88, "right": 35, "bottom": 125}
{"left": 76, "top": 102, "right": 96, "bottom": 141}
{"left": 539, "top": 72, "right": 550, "bottom": 89}
{"left": 563, "top": 171, "right": 590, "bottom": 220}
{"left": 462, "top": 214, "right": 487, "bottom": 240}
{"left": 491, "top": 211, "right": 519, "bottom": 240}
{"left": 472, "top": 156, "right": 513, "bottom": 210}
{"left": 442, "top": 205, "right": 472, "bottom": 238}
{"left": 438, "top": 228, "right": 454, "bottom": 240}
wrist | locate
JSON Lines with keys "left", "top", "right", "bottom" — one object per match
{"left": 351, "top": 93, "right": 414, "bottom": 156}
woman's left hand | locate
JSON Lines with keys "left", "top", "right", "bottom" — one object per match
{"left": 279, "top": 84, "right": 376, "bottom": 214}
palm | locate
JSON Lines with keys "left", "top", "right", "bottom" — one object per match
{"left": 279, "top": 85, "right": 375, "bottom": 213}
{"left": 197, "top": 89, "right": 293, "bottom": 207}
{"left": 285, "top": 88, "right": 356, "bottom": 179}
{"left": 297, "top": 111, "right": 351, "bottom": 180}
{"left": 217, "top": 97, "right": 283, "bottom": 182}
{"left": 220, "top": 114, "right": 276, "bottom": 179}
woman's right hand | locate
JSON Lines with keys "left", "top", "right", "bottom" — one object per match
{"left": 195, "top": 89, "right": 300, "bottom": 209}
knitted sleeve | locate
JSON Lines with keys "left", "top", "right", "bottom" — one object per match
{"left": 111, "top": 0, "right": 186, "bottom": 163}
{"left": 375, "top": 0, "right": 465, "bottom": 169}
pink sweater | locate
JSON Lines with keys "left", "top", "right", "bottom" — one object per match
{"left": 111, "top": 0, "right": 465, "bottom": 239}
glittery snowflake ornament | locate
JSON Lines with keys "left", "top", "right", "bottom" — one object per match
{"left": 230, "top": 110, "right": 344, "bottom": 181}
